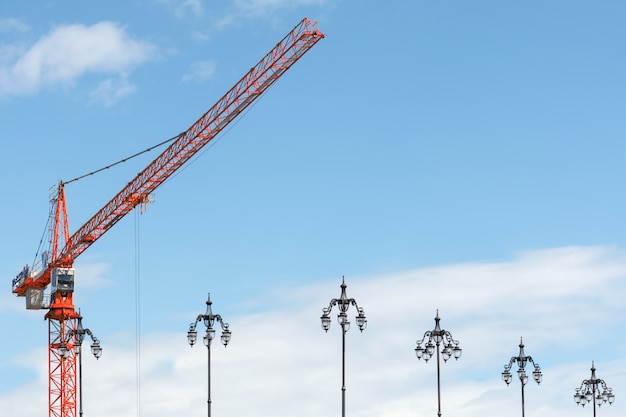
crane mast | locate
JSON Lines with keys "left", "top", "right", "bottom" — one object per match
{"left": 11, "top": 18, "right": 324, "bottom": 417}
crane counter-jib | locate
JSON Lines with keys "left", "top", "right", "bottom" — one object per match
{"left": 11, "top": 17, "right": 325, "bottom": 302}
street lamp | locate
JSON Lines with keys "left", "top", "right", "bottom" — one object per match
{"left": 61, "top": 313, "right": 102, "bottom": 417}
{"left": 320, "top": 277, "right": 367, "bottom": 417}
{"left": 574, "top": 362, "right": 615, "bottom": 417}
{"left": 502, "top": 338, "right": 542, "bottom": 417}
{"left": 188, "top": 293, "right": 231, "bottom": 417}
{"left": 414, "top": 310, "right": 462, "bottom": 417}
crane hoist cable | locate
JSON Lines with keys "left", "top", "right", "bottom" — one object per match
{"left": 134, "top": 209, "right": 142, "bottom": 417}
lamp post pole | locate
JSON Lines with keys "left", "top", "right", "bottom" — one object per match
{"left": 188, "top": 293, "right": 231, "bottom": 417}
{"left": 414, "top": 311, "right": 462, "bottom": 417}
{"left": 59, "top": 313, "right": 102, "bottom": 417}
{"left": 501, "top": 338, "right": 542, "bottom": 417}
{"left": 320, "top": 277, "right": 367, "bottom": 417}
{"left": 574, "top": 362, "right": 615, "bottom": 417}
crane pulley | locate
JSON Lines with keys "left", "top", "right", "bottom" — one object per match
{"left": 11, "top": 17, "right": 324, "bottom": 417}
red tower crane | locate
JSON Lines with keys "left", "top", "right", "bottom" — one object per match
{"left": 11, "top": 18, "right": 324, "bottom": 417}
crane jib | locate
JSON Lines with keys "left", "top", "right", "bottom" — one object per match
{"left": 12, "top": 18, "right": 325, "bottom": 299}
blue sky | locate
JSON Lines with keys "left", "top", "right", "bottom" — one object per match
{"left": 1, "top": 1, "right": 626, "bottom": 416}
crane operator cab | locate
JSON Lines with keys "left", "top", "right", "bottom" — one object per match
{"left": 51, "top": 268, "right": 75, "bottom": 294}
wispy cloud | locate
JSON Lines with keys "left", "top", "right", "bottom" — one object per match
{"left": 161, "top": 0, "right": 327, "bottom": 23}
{"left": 182, "top": 59, "right": 216, "bottom": 83}
{"left": 89, "top": 77, "right": 137, "bottom": 107}
{"left": 73, "top": 258, "right": 115, "bottom": 289}
{"left": 214, "top": 0, "right": 330, "bottom": 29}
{"left": 3, "top": 245, "right": 626, "bottom": 417}
{"left": 0, "top": 18, "right": 29, "bottom": 33}
{"left": 0, "top": 22, "right": 157, "bottom": 104}
{"left": 177, "top": 0, "right": 204, "bottom": 18}
{"left": 233, "top": 0, "right": 328, "bottom": 18}
{"left": 156, "top": 0, "right": 204, "bottom": 18}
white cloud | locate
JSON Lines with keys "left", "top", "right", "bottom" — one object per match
{"left": 2, "top": 245, "right": 626, "bottom": 417}
{"left": 182, "top": 59, "right": 216, "bottom": 83}
{"left": 0, "top": 22, "right": 156, "bottom": 102}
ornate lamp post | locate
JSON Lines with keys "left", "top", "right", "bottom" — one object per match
{"left": 58, "top": 313, "right": 102, "bottom": 417}
{"left": 574, "top": 362, "right": 615, "bottom": 417}
{"left": 502, "top": 338, "right": 542, "bottom": 417}
{"left": 320, "top": 277, "right": 367, "bottom": 417}
{"left": 188, "top": 293, "right": 231, "bottom": 417}
{"left": 414, "top": 311, "right": 462, "bottom": 417}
